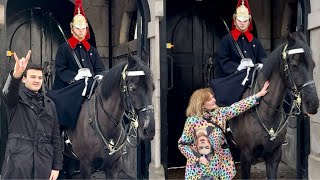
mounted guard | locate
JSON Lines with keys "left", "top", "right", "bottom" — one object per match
{"left": 47, "top": 0, "right": 105, "bottom": 129}
{"left": 211, "top": 0, "right": 266, "bottom": 107}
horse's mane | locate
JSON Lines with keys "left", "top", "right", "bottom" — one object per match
{"left": 260, "top": 44, "right": 284, "bottom": 79}
{"left": 261, "top": 31, "right": 310, "bottom": 80}
{"left": 100, "top": 57, "right": 153, "bottom": 99}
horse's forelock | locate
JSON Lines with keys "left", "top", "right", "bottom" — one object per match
{"left": 100, "top": 58, "right": 153, "bottom": 99}
{"left": 100, "top": 62, "right": 126, "bottom": 99}
{"left": 261, "top": 44, "right": 284, "bottom": 80}
{"left": 288, "top": 32, "right": 313, "bottom": 65}
{"left": 261, "top": 31, "right": 312, "bottom": 80}
{"left": 127, "top": 59, "right": 154, "bottom": 91}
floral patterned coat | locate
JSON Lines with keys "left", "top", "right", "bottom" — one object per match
{"left": 178, "top": 95, "right": 259, "bottom": 180}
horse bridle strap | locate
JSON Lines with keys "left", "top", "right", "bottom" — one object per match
{"left": 88, "top": 94, "right": 128, "bottom": 155}
{"left": 250, "top": 44, "right": 313, "bottom": 140}
{"left": 121, "top": 64, "right": 155, "bottom": 148}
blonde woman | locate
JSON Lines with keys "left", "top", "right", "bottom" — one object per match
{"left": 178, "top": 81, "right": 269, "bottom": 180}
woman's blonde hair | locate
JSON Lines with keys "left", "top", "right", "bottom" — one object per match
{"left": 186, "top": 88, "right": 214, "bottom": 118}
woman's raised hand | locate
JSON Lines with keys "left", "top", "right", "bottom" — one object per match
{"left": 256, "top": 81, "right": 270, "bottom": 98}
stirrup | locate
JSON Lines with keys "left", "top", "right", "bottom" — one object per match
{"left": 226, "top": 127, "right": 237, "bottom": 146}
{"left": 62, "top": 131, "right": 78, "bottom": 159}
{"left": 62, "top": 130, "right": 72, "bottom": 146}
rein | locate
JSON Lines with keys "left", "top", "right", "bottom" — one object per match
{"left": 88, "top": 64, "right": 153, "bottom": 155}
{"left": 251, "top": 44, "right": 314, "bottom": 141}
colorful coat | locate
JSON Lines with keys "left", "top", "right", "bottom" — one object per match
{"left": 178, "top": 95, "right": 258, "bottom": 180}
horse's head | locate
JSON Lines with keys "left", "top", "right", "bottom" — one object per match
{"left": 282, "top": 30, "right": 319, "bottom": 114}
{"left": 121, "top": 54, "right": 155, "bottom": 141}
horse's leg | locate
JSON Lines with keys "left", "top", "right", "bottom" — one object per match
{"left": 240, "top": 148, "right": 252, "bottom": 179}
{"left": 104, "top": 156, "right": 134, "bottom": 179}
{"left": 265, "top": 145, "right": 282, "bottom": 179}
{"left": 79, "top": 160, "right": 92, "bottom": 179}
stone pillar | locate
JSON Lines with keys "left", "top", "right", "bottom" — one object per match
{"left": 308, "top": 1, "right": 320, "bottom": 179}
{"left": 0, "top": 4, "right": 3, "bottom": 29}
{"left": 148, "top": 0, "right": 165, "bottom": 179}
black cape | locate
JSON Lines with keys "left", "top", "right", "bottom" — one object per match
{"left": 210, "top": 70, "right": 253, "bottom": 107}
{"left": 47, "top": 80, "right": 92, "bottom": 129}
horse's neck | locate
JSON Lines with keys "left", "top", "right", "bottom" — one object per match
{"left": 256, "top": 71, "right": 287, "bottom": 113}
{"left": 94, "top": 90, "right": 125, "bottom": 130}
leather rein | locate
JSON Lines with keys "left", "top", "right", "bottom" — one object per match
{"left": 88, "top": 64, "right": 154, "bottom": 155}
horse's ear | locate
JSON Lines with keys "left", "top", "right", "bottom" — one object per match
{"left": 141, "top": 48, "right": 150, "bottom": 63}
{"left": 298, "top": 26, "right": 304, "bottom": 33}
{"left": 287, "top": 32, "right": 295, "bottom": 46}
{"left": 297, "top": 27, "right": 308, "bottom": 42}
{"left": 127, "top": 51, "right": 137, "bottom": 68}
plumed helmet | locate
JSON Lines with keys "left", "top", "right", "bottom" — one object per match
{"left": 235, "top": 0, "right": 251, "bottom": 21}
{"left": 72, "top": 7, "right": 87, "bottom": 29}
{"left": 232, "top": 0, "right": 253, "bottom": 31}
{"left": 70, "top": 0, "right": 90, "bottom": 39}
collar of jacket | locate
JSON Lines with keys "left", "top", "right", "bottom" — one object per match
{"left": 68, "top": 36, "right": 90, "bottom": 51}
{"left": 231, "top": 28, "right": 253, "bottom": 42}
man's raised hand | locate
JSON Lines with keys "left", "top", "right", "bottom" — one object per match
{"left": 12, "top": 50, "right": 32, "bottom": 78}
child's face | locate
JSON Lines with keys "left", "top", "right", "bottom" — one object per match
{"left": 197, "top": 136, "right": 211, "bottom": 155}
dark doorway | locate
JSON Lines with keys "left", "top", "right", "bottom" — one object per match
{"left": 5, "top": 0, "right": 78, "bottom": 89}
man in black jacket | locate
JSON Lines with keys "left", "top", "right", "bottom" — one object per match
{"left": 1, "top": 50, "right": 63, "bottom": 180}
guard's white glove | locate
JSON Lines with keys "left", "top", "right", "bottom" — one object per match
{"left": 256, "top": 63, "right": 263, "bottom": 70}
{"left": 237, "top": 58, "right": 254, "bottom": 71}
{"left": 74, "top": 68, "right": 92, "bottom": 81}
{"left": 94, "top": 74, "right": 103, "bottom": 81}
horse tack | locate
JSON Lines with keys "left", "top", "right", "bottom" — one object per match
{"left": 231, "top": 31, "right": 320, "bottom": 179}
{"left": 88, "top": 93, "right": 127, "bottom": 155}
{"left": 88, "top": 63, "right": 153, "bottom": 155}
{"left": 250, "top": 43, "right": 313, "bottom": 141}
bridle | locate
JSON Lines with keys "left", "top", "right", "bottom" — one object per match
{"left": 89, "top": 64, "right": 154, "bottom": 155}
{"left": 252, "top": 43, "right": 315, "bottom": 141}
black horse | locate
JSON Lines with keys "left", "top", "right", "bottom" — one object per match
{"left": 65, "top": 54, "right": 155, "bottom": 179}
{"left": 230, "top": 30, "right": 319, "bottom": 179}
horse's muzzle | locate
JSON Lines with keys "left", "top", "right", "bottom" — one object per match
{"left": 304, "top": 101, "right": 319, "bottom": 114}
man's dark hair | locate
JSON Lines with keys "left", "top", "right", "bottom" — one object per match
{"left": 22, "top": 63, "right": 43, "bottom": 77}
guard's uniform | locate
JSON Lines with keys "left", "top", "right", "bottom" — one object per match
{"left": 212, "top": 28, "right": 266, "bottom": 106}
{"left": 211, "top": 0, "right": 266, "bottom": 107}
{"left": 47, "top": 0, "right": 105, "bottom": 129}
{"left": 47, "top": 37, "right": 105, "bottom": 129}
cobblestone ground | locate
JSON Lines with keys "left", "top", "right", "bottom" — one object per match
{"left": 167, "top": 161, "right": 296, "bottom": 179}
